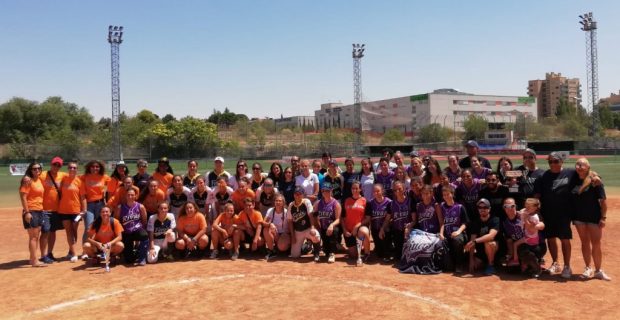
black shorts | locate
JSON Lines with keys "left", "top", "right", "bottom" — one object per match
{"left": 344, "top": 234, "right": 358, "bottom": 247}
{"left": 543, "top": 218, "right": 572, "bottom": 240}
{"left": 474, "top": 242, "right": 493, "bottom": 263}
{"left": 48, "top": 212, "right": 64, "bottom": 231}
{"left": 22, "top": 210, "right": 44, "bottom": 230}
{"left": 57, "top": 213, "right": 79, "bottom": 222}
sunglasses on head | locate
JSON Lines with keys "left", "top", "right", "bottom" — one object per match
{"left": 478, "top": 206, "right": 490, "bottom": 210}
{"left": 503, "top": 204, "right": 516, "bottom": 209}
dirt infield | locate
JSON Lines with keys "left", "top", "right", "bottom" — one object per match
{"left": 2, "top": 197, "right": 620, "bottom": 319}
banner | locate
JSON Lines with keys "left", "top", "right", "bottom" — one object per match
{"left": 9, "top": 163, "right": 30, "bottom": 176}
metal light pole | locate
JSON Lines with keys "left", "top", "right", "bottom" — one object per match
{"left": 352, "top": 43, "right": 365, "bottom": 155}
{"left": 579, "top": 13, "right": 600, "bottom": 136}
{"left": 108, "top": 25, "right": 124, "bottom": 161}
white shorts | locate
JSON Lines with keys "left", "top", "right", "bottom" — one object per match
{"left": 290, "top": 229, "right": 321, "bottom": 258}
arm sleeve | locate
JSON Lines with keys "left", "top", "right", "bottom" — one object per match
{"left": 170, "top": 214, "right": 177, "bottom": 230}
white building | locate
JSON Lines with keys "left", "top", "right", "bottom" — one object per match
{"left": 315, "top": 89, "right": 537, "bottom": 134}
{"left": 274, "top": 115, "right": 316, "bottom": 129}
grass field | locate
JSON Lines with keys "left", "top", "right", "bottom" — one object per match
{"left": 1, "top": 154, "right": 617, "bottom": 208}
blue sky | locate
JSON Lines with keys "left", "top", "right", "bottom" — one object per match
{"left": 1, "top": 1, "right": 618, "bottom": 120}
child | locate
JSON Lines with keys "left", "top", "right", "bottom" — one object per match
{"left": 438, "top": 186, "right": 468, "bottom": 273}
{"left": 507, "top": 198, "right": 542, "bottom": 267}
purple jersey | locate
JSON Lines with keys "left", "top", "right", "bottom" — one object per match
{"left": 119, "top": 202, "right": 143, "bottom": 233}
{"left": 316, "top": 198, "right": 338, "bottom": 231}
{"left": 502, "top": 217, "right": 524, "bottom": 241}
{"left": 472, "top": 167, "right": 491, "bottom": 180}
{"left": 365, "top": 197, "right": 392, "bottom": 232}
{"left": 390, "top": 196, "right": 415, "bottom": 231}
{"left": 416, "top": 200, "right": 440, "bottom": 233}
{"left": 441, "top": 202, "right": 466, "bottom": 237}
{"left": 443, "top": 167, "right": 461, "bottom": 184}
{"left": 455, "top": 180, "right": 483, "bottom": 207}
{"left": 375, "top": 171, "right": 395, "bottom": 198}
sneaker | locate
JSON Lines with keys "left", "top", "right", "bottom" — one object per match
{"left": 314, "top": 254, "right": 320, "bottom": 262}
{"left": 484, "top": 265, "right": 496, "bottom": 276}
{"left": 65, "top": 252, "right": 74, "bottom": 260}
{"left": 81, "top": 254, "right": 89, "bottom": 261}
{"left": 356, "top": 257, "right": 363, "bottom": 267}
{"left": 327, "top": 253, "right": 335, "bottom": 264}
{"left": 210, "top": 250, "right": 219, "bottom": 259}
{"left": 382, "top": 256, "right": 393, "bottom": 263}
{"left": 580, "top": 266, "right": 594, "bottom": 279}
{"left": 164, "top": 254, "right": 175, "bottom": 262}
{"left": 548, "top": 262, "right": 562, "bottom": 275}
{"left": 46, "top": 253, "right": 58, "bottom": 262}
{"left": 138, "top": 259, "right": 146, "bottom": 266}
{"left": 594, "top": 270, "right": 611, "bottom": 281}
{"left": 265, "top": 250, "right": 276, "bottom": 261}
{"left": 69, "top": 255, "right": 78, "bottom": 263}
{"left": 561, "top": 265, "right": 572, "bottom": 279}
{"left": 231, "top": 252, "right": 239, "bottom": 261}
{"left": 40, "top": 256, "right": 54, "bottom": 264}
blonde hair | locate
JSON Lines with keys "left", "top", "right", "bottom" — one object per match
{"left": 524, "top": 198, "right": 540, "bottom": 210}
{"left": 576, "top": 158, "right": 592, "bottom": 195}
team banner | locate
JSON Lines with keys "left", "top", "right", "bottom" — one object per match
{"left": 9, "top": 163, "right": 30, "bottom": 176}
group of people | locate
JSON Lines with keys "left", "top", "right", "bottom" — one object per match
{"left": 18, "top": 142, "right": 610, "bottom": 280}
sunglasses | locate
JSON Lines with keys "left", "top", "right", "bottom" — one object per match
{"left": 264, "top": 184, "right": 273, "bottom": 187}
{"left": 68, "top": 166, "right": 78, "bottom": 170}
{"left": 138, "top": 164, "right": 147, "bottom": 168}
{"left": 523, "top": 156, "right": 535, "bottom": 160}
{"left": 548, "top": 160, "right": 561, "bottom": 164}
{"left": 477, "top": 206, "right": 490, "bottom": 210}
{"left": 32, "top": 167, "right": 42, "bottom": 171}
{"left": 285, "top": 171, "right": 293, "bottom": 174}
{"left": 503, "top": 204, "right": 516, "bottom": 209}
{"left": 237, "top": 164, "right": 246, "bottom": 168}
{"left": 253, "top": 168, "right": 261, "bottom": 171}
{"left": 52, "top": 163, "right": 62, "bottom": 167}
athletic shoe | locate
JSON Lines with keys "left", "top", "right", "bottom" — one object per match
{"left": 46, "top": 253, "right": 58, "bottom": 262}
{"left": 594, "top": 270, "right": 611, "bottom": 281}
{"left": 382, "top": 256, "right": 393, "bottom": 263}
{"left": 356, "top": 257, "right": 363, "bottom": 267}
{"left": 314, "top": 254, "right": 320, "bottom": 262}
{"left": 580, "top": 266, "right": 594, "bottom": 279}
{"left": 327, "top": 253, "right": 336, "bottom": 263}
{"left": 138, "top": 259, "right": 146, "bottom": 266}
{"left": 164, "top": 254, "right": 175, "bottom": 262}
{"left": 484, "top": 265, "right": 496, "bottom": 276}
{"left": 81, "top": 254, "right": 89, "bottom": 261}
{"left": 265, "top": 250, "right": 276, "bottom": 261}
{"left": 561, "top": 265, "right": 572, "bottom": 279}
{"left": 548, "top": 262, "right": 562, "bottom": 275}
{"left": 231, "top": 252, "right": 239, "bottom": 261}
{"left": 69, "top": 255, "right": 78, "bottom": 263}
{"left": 65, "top": 252, "right": 74, "bottom": 260}
{"left": 210, "top": 250, "right": 218, "bottom": 259}
{"left": 40, "top": 256, "right": 54, "bottom": 264}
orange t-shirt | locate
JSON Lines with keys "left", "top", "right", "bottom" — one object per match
{"left": 177, "top": 212, "right": 207, "bottom": 236}
{"left": 106, "top": 177, "right": 124, "bottom": 197}
{"left": 141, "top": 189, "right": 166, "bottom": 214}
{"left": 234, "top": 209, "right": 263, "bottom": 230}
{"left": 58, "top": 175, "right": 86, "bottom": 214}
{"left": 81, "top": 174, "right": 110, "bottom": 202}
{"left": 231, "top": 189, "right": 255, "bottom": 212}
{"left": 343, "top": 197, "right": 367, "bottom": 232}
{"left": 215, "top": 213, "right": 236, "bottom": 229}
{"left": 88, "top": 219, "right": 124, "bottom": 243}
{"left": 107, "top": 185, "right": 140, "bottom": 209}
{"left": 20, "top": 178, "right": 44, "bottom": 211}
{"left": 152, "top": 172, "right": 174, "bottom": 193}
{"left": 41, "top": 171, "right": 67, "bottom": 212}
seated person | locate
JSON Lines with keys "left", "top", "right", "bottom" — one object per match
{"left": 464, "top": 198, "right": 499, "bottom": 276}
{"left": 83, "top": 206, "right": 124, "bottom": 265}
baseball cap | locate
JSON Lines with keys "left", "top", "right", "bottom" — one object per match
{"left": 321, "top": 183, "right": 333, "bottom": 191}
{"left": 51, "top": 156, "right": 63, "bottom": 166}
{"left": 328, "top": 159, "right": 338, "bottom": 166}
{"left": 294, "top": 186, "right": 305, "bottom": 195}
{"left": 465, "top": 140, "right": 479, "bottom": 148}
{"left": 409, "top": 150, "right": 420, "bottom": 158}
{"left": 523, "top": 148, "right": 537, "bottom": 157}
{"left": 214, "top": 156, "right": 225, "bottom": 163}
{"left": 116, "top": 160, "right": 127, "bottom": 167}
{"left": 158, "top": 157, "right": 169, "bottom": 164}
{"left": 548, "top": 152, "right": 563, "bottom": 161}
{"left": 477, "top": 198, "right": 490, "bottom": 208}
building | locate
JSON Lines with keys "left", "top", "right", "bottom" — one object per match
{"left": 600, "top": 90, "right": 620, "bottom": 112}
{"left": 274, "top": 115, "right": 316, "bottom": 130}
{"left": 315, "top": 89, "right": 537, "bottom": 138}
{"left": 528, "top": 72, "right": 581, "bottom": 118}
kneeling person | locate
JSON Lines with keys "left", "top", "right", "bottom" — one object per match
{"left": 83, "top": 206, "right": 124, "bottom": 264}
{"left": 231, "top": 197, "right": 264, "bottom": 260}
{"left": 147, "top": 202, "right": 176, "bottom": 263}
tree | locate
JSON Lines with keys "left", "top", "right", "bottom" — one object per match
{"left": 417, "top": 123, "right": 451, "bottom": 143}
{"left": 598, "top": 104, "right": 614, "bottom": 129}
{"left": 162, "top": 114, "right": 176, "bottom": 124}
{"left": 462, "top": 114, "right": 488, "bottom": 141}
{"left": 381, "top": 128, "right": 405, "bottom": 144}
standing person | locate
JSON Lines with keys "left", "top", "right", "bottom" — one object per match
{"left": 262, "top": 194, "right": 291, "bottom": 260}
{"left": 208, "top": 176, "right": 234, "bottom": 216}
{"left": 290, "top": 155, "right": 301, "bottom": 177}
{"left": 470, "top": 157, "right": 491, "bottom": 180}
{"left": 319, "top": 152, "right": 332, "bottom": 175}
{"left": 228, "top": 160, "right": 251, "bottom": 191}
{"left": 478, "top": 171, "right": 509, "bottom": 221}
{"left": 408, "top": 176, "right": 424, "bottom": 203}
{"left": 443, "top": 155, "right": 462, "bottom": 184}
{"left": 83, "top": 206, "right": 124, "bottom": 264}
{"left": 132, "top": 159, "right": 150, "bottom": 194}
{"left": 393, "top": 167, "right": 411, "bottom": 194}
{"left": 407, "top": 152, "right": 425, "bottom": 179}
{"left": 80, "top": 160, "right": 109, "bottom": 258}
{"left": 389, "top": 181, "right": 416, "bottom": 261}
{"left": 19, "top": 162, "right": 46, "bottom": 267}
{"left": 231, "top": 178, "right": 255, "bottom": 213}
{"left": 107, "top": 161, "right": 128, "bottom": 200}
{"left": 373, "top": 148, "right": 397, "bottom": 171}
{"left": 392, "top": 151, "right": 406, "bottom": 171}
{"left": 363, "top": 184, "right": 392, "bottom": 262}
{"left": 571, "top": 158, "right": 610, "bottom": 280}
{"left": 280, "top": 167, "right": 297, "bottom": 205}
{"left": 232, "top": 198, "right": 264, "bottom": 260}
{"left": 439, "top": 186, "right": 469, "bottom": 273}
{"left": 39, "top": 156, "right": 67, "bottom": 262}
{"left": 249, "top": 162, "right": 267, "bottom": 191}
{"left": 515, "top": 148, "right": 544, "bottom": 209}
{"left": 287, "top": 187, "right": 321, "bottom": 260}
{"left": 411, "top": 186, "right": 442, "bottom": 236}
{"left": 267, "top": 162, "right": 284, "bottom": 190}
{"left": 139, "top": 180, "right": 166, "bottom": 218}
{"left": 311, "top": 160, "right": 325, "bottom": 198}
{"left": 464, "top": 199, "right": 499, "bottom": 275}
{"left": 458, "top": 140, "right": 492, "bottom": 169}
{"left": 255, "top": 178, "right": 278, "bottom": 217}
{"left": 183, "top": 160, "right": 201, "bottom": 189}
{"left": 146, "top": 202, "right": 176, "bottom": 263}
{"left": 455, "top": 169, "right": 484, "bottom": 223}
{"left": 295, "top": 159, "right": 319, "bottom": 202}
{"left": 175, "top": 202, "right": 209, "bottom": 258}
{"left": 107, "top": 176, "right": 140, "bottom": 211}
{"left": 342, "top": 181, "right": 370, "bottom": 265}
{"left": 191, "top": 176, "right": 211, "bottom": 216}
{"left": 115, "top": 189, "right": 148, "bottom": 265}
{"left": 376, "top": 158, "right": 395, "bottom": 199}
{"left": 167, "top": 175, "right": 194, "bottom": 218}
{"left": 496, "top": 156, "right": 514, "bottom": 185}
{"left": 312, "top": 185, "right": 341, "bottom": 263}
{"left": 341, "top": 158, "right": 358, "bottom": 203}
{"left": 359, "top": 158, "right": 375, "bottom": 202}
{"left": 422, "top": 157, "right": 443, "bottom": 187}
{"left": 323, "top": 160, "right": 344, "bottom": 201}
{"left": 205, "top": 156, "right": 231, "bottom": 188}
{"left": 152, "top": 157, "right": 174, "bottom": 193}
{"left": 209, "top": 203, "right": 237, "bottom": 259}
{"left": 58, "top": 161, "right": 87, "bottom": 263}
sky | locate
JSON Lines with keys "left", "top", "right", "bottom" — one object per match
{"left": 1, "top": 1, "right": 619, "bottom": 120}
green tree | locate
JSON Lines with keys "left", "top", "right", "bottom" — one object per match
{"left": 598, "top": 104, "right": 614, "bottom": 129}
{"left": 381, "top": 128, "right": 405, "bottom": 144}
{"left": 462, "top": 114, "right": 488, "bottom": 141}
{"left": 417, "top": 123, "right": 451, "bottom": 143}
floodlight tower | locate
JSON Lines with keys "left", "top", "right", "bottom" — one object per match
{"left": 579, "top": 13, "right": 599, "bottom": 136}
{"left": 352, "top": 43, "right": 365, "bottom": 154}
{"left": 108, "top": 25, "right": 124, "bottom": 161}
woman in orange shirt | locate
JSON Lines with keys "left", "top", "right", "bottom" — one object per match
{"left": 58, "top": 161, "right": 87, "bottom": 263}
{"left": 83, "top": 206, "right": 124, "bottom": 264}
{"left": 139, "top": 179, "right": 166, "bottom": 218}
{"left": 152, "top": 157, "right": 174, "bottom": 193}
{"left": 80, "top": 160, "right": 110, "bottom": 251}
{"left": 231, "top": 177, "right": 255, "bottom": 213}
{"left": 175, "top": 202, "right": 208, "bottom": 258}
{"left": 19, "top": 162, "right": 46, "bottom": 267}
{"left": 107, "top": 161, "right": 128, "bottom": 201}
{"left": 209, "top": 202, "right": 236, "bottom": 259}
